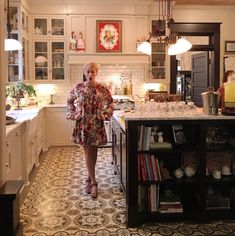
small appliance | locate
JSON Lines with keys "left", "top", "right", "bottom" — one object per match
{"left": 222, "top": 72, "right": 235, "bottom": 115}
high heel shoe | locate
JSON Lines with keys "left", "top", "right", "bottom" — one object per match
{"left": 91, "top": 183, "right": 98, "bottom": 198}
{"left": 86, "top": 179, "right": 91, "bottom": 194}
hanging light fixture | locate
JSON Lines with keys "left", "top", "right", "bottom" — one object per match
{"left": 4, "top": 0, "right": 22, "bottom": 51}
{"left": 137, "top": 0, "right": 191, "bottom": 56}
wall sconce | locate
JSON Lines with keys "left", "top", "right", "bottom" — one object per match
{"left": 4, "top": 0, "right": 22, "bottom": 51}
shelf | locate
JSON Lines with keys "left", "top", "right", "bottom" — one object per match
{"left": 123, "top": 118, "right": 235, "bottom": 227}
{"left": 68, "top": 53, "right": 150, "bottom": 65}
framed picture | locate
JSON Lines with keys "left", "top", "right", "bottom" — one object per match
{"left": 225, "top": 41, "right": 235, "bottom": 54}
{"left": 96, "top": 20, "right": 122, "bottom": 53}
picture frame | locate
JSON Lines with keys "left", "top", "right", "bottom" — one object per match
{"left": 96, "top": 20, "right": 122, "bottom": 53}
{"left": 225, "top": 41, "right": 235, "bottom": 54}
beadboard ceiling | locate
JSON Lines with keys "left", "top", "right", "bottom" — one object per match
{"left": 175, "top": 0, "right": 235, "bottom": 5}
{"left": 28, "top": 0, "right": 235, "bottom": 5}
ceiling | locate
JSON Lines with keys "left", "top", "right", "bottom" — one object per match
{"left": 175, "top": 0, "right": 235, "bottom": 5}
{"left": 28, "top": 0, "right": 235, "bottom": 5}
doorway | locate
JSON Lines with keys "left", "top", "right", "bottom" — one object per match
{"left": 170, "top": 23, "right": 221, "bottom": 106}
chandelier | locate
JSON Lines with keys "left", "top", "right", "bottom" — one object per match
{"left": 137, "top": 0, "right": 192, "bottom": 56}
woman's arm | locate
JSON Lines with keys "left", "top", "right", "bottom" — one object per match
{"left": 67, "top": 87, "right": 82, "bottom": 120}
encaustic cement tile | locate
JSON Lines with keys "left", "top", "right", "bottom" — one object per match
{"left": 21, "top": 146, "right": 235, "bottom": 236}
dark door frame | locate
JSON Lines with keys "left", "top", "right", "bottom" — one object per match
{"left": 170, "top": 22, "right": 221, "bottom": 94}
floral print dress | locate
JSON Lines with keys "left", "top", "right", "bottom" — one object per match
{"left": 67, "top": 82, "right": 114, "bottom": 146}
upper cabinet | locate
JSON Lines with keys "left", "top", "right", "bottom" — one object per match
{"left": 7, "top": 5, "right": 20, "bottom": 82}
{"left": 32, "top": 16, "right": 66, "bottom": 81}
{"left": 151, "top": 41, "right": 166, "bottom": 80}
{"left": 7, "top": 3, "right": 30, "bottom": 83}
{"left": 33, "top": 16, "right": 65, "bottom": 38}
{"left": 33, "top": 40, "right": 65, "bottom": 81}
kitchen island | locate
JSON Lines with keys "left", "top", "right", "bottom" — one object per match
{"left": 112, "top": 110, "right": 235, "bottom": 227}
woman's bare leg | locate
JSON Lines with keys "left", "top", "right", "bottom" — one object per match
{"left": 84, "top": 146, "right": 98, "bottom": 184}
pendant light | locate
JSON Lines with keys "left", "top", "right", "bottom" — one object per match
{"left": 4, "top": 0, "right": 22, "bottom": 51}
{"left": 137, "top": 0, "right": 192, "bottom": 56}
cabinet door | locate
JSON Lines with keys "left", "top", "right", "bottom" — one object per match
{"left": 51, "top": 41, "right": 65, "bottom": 80}
{"left": 5, "top": 128, "right": 21, "bottom": 180}
{"left": 34, "top": 41, "right": 48, "bottom": 80}
{"left": 46, "top": 108, "right": 70, "bottom": 146}
{"left": 121, "top": 129, "right": 126, "bottom": 191}
{"left": 8, "top": 47, "right": 20, "bottom": 82}
{"left": 33, "top": 17, "right": 65, "bottom": 37}
{"left": 50, "top": 18, "right": 65, "bottom": 36}
{"left": 34, "top": 41, "right": 65, "bottom": 81}
{"left": 27, "top": 116, "right": 38, "bottom": 175}
{"left": 33, "top": 17, "right": 48, "bottom": 36}
{"left": 151, "top": 42, "right": 166, "bottom": 80}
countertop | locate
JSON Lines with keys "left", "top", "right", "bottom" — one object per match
{"left": 112, "top": 108, "right": 235, "bottom": 132}
{"left": 5, "top": 104, "right": 69, "bottom": 135}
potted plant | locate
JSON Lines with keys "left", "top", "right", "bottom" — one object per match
{"left": 6, "top": 81, "right": 37, "bottom": 109}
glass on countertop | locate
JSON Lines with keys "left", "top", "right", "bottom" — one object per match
{"left": 134, "top": 100, "right": 198, "bottom": 117}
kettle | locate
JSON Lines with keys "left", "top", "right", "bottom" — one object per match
{"left": 201, "top": 87, "right": 220, "bottom": 115}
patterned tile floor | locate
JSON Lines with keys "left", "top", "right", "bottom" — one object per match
{"left": 21, "top": 146, "right": 235, "bottom": 236}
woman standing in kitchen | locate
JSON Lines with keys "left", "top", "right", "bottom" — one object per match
{"left": 67, "top": 62, "right": 114, "bottom": 198}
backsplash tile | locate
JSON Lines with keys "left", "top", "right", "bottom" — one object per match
{"left": 34, "top": 64, "right": 148, "bottom": 105}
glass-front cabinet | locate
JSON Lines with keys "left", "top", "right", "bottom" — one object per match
{"left": 151, "top": 41, "right": 166, "bottom": 80}
{"left": 7, "top": 3, "right": 30, "bottom": 82}
{"left": 34, "top": 41, "right": 65, "bottom": 81}
{"left": 33, "top": 17, "right": 65, "bottom": 37}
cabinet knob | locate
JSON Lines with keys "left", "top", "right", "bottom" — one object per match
{"left": 6, "top": 141, "right": 9, "bottom": 146}
{"left": 5, "top": 162, "right": 8, "bottom": 167}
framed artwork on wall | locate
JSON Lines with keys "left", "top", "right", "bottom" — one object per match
{"left": 225, "top": 41, "right": 235, "bottom": 54}
{"left": 96, "top": 20, "right": 122, "bottom": 53}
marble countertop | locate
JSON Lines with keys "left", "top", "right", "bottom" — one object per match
{"left": 112, "top": 109, "right": 235, "bottom": 132}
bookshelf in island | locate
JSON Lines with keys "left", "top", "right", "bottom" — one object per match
{"left": 112, "top": 114, "right": 235, "bottom": 227}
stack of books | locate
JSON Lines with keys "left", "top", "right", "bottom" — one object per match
{"left": 159, "top": 201, "right": 183, "bottom": 213}
{"left": 149, "top": 142, "right": 172, "bottom": 149}
{"left": 137, "top": 153, "right": 161, "bottom": 181}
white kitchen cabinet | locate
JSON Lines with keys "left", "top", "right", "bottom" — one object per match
{"left": 33, "top": 40, "right": 65, "bottom": 81}
{"left": 5, "top": 127, "right": 21, "bottom": 181}
{"left": 33, "top": 16, "right": 65, "bottom": 38}
{"left": 27, "top": 115, "right": 38, "bottom": 176}
{"left": 7, "top": 3, "right": 30, "bottom": 83}
{"left": 36, "top": 109, "right": 45, "bottom": 159}
{"left": 46, "top": 107, "right": 73, "bottom": 146}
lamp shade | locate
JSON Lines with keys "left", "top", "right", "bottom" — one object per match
{"left": 137, "top": 41, "right": 152, "bottom": 55}
{"left": 4, "top": 38, "right": 22, "bottom": 51}
{"left": 168, "top": 38, "right": 192, "bottom": 55}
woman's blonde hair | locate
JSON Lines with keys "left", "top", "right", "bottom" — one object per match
{"left": 83, "top": 62, "right": 99, "bottom": 73}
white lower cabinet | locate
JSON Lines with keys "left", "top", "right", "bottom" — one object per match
{"left": 27, "top": 115, "right": 38, "bottom": 177}
{"left": 36, "top": 109, "right": 45, "bottom": 159}
{"left": 5, "top": 127, "right": 21, "bottom": 181}
{"left": 46, "top": 107, "right": 74, "bottom": 146}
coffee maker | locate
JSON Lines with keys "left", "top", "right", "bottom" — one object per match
{"left": 222, "top": 72, "right": 235, "bottom": 115}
